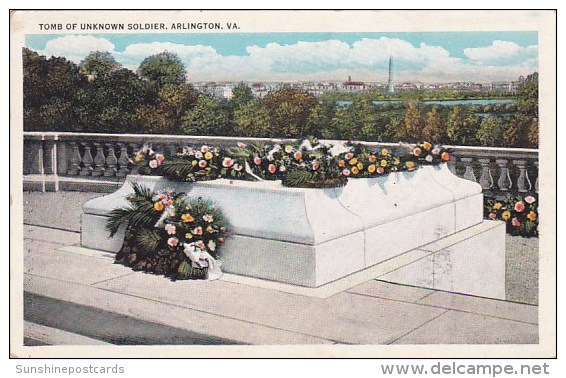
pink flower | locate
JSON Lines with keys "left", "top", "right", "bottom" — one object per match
{"left": 376, "top": 167, "right": 385, "bottom": 174}
{"left": 342, "top": 168, "right": 351, "bottom": 176}
{"left": 195, "top": 240, "right": 206, "bottom": 249}
{"left": 312, "top": 160, "right": 320, "bottom": 171}
{"left": 203, "top": 214, "right": 214, "bottom": 223}
{"left": 525, "top": 196, "right": 536, "bottom": 204}
{"left": 159, "top": 193, "right": 168, "bottom": 200}
{"left": 237, "top": 142, "right": 247, "bottom": 148}
{"left": 165, "top": 224, "right": 176, "bottom": 235}
{"left": 431, "top": 148, "right": 440, "bottom": 155}
{"left": 345, "top": 152, "right": 354, "bottom": 160}
{"left": 201, "top": 145, "right": 209, "bottom": 153}
{"left": 167, "top": 237, "right": 179, "bottom": 247}
{"left": 268, "top": 164, "right": 277, "bottom": 174}
{"left": 155, "top": 154, "right": 165, "bottom": 164}
{"left": 514, "top": 201, "right": 525, "bottom": 212}
{"left": 148, "top": 160, "right": 158, "bottom": 169}
{"left": 293, "top": 151, "right": 302, "bottom": 160}
{"left": 511, "top": 218, "right": 522, "bottom": 227}
{"left": 489, "top": 213, "right": 497, "bottom": 220}
{"left": 254, "top": 156, "right": 262, "bottom": 165}
{"left": 193, "top": 226, "right": 203, "bottom": 235}
{"left": 198, "top": 160, "right": 207, "bottom": 168}
{"left": 222, "top": 157, "right": 234, "bottom": 168}
{"left": 413, "top": 147, "right": 422, "bottom": 157}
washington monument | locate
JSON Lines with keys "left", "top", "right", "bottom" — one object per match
{"left": 387, "top": 55, "right": 395, "bottom": 93}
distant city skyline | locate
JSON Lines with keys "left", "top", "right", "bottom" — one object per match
{"left": 25, "top": 32, "right": 538, "bottom": 83}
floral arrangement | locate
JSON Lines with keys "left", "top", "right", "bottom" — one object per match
{"left": 132, "top": 139, "right": 450, "bottom": 188}
{"left": 484, "top": 194, "right": 538, "bottom": 237}
{"left": 106, "top": 183, "right": 229, "bottom": 280}
{"left": 132, "top": 145, "right": 165, "bottom": 175}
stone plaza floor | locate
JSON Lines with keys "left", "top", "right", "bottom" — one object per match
{"left": 19, "top": 191, "right": 540, "bottom": 348}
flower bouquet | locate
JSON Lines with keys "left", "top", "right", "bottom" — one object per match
{"left": 132, "top": 145, "right": 165, "bottom": 175}
{"left": 484, "top": 194, "right": 538, "bottom": 237}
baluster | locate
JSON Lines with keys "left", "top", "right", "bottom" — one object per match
{"left": 129, "top": 143, "right": 140, "bottom": 174}
{"left": 67, "top": 142, "right": 81, "bottom": 176}
{"left": 495, "top": 159, "right": 512, "bottom": 191}
{"left": 79, "top": 143, "right": 94, "bottom": 176}
{"left": 116, "top": 143, "right": 130, "bottom": 177}
{"left": 460, "top": 157, "right": 477, "bottom": 182}
{"left": 91, "top": 143, "right": 106, "bottom": 177}
{"left": 513, "top": 159, "right": 531, "bottom": 193}
{"left": 103, "top": 143, "right": 118, "bottom": 177}
{"left": 478, "top": 158, "right": 493, "bottom": 190}
{"left": 534, "top": 160, "right": 539, "bottom": 193}
{"left": 447, "top": 155, "right": 457, "bottom": 174}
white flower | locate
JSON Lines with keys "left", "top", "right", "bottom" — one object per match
{"left": 432, "top": 148, "right": 441, "bottom": 155}
{"left": 425, "top": 155, "right": 433, "bottom": 163}
{"left": 525, "top": 195, "right": 536, "bottom": 204}
{"left": 194, "top": 151, "right": 203, "bottom": 159}
{"left": 208, "top": 240, "right": 216, "bottom": 252}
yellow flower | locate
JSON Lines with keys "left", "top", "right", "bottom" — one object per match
{"left": 393, "top": 158, "right": 400, "bottom": 165}
{"left": 185, "top": 233, "right": 193, "bottom": 240}
{"left": 368, "top": 155, "right": 377, "bottom": 163}
{"left": 380, "top": 159, "right": 388, "bottom": 167}
{"left": 423, "top": 141, "right": 432, "bottom": 151}
{"left": 406, "top": 161, "right": 415, "bottom": 169}
{"left": 356, "top": 162, "right": 363, "bottom": 170}
{"left": 191, "top": 160, "right": 198, "bottom": 166}
{"left": 501, "top": 211, "right": 511, "bottom": 221}
{"left": 134, "top": 153, "right": 144, "bottom": 163}
{"left": 493, "top": 202, "right": 502, "bottom": 210}
{"left": 367, "top": 164, "right": 376, "bottom": 173}
{"left": 154, "top": 202, "right": 164, "bottom": 212}
{"left": 527, "top": 211, "right": 537, "bottom": 221}
{"left": 351, "top": 166, "right": 359, "bottom": 175}
{"left": 349, "top": 158, "right": 358, "bottom": 165}
{"left": 381, "top": 148, "right": 389, "bottom": 156}
{"left": 181, "top": 213, "right": 194, "bottom": 223}
{"left": 338, "top": 160, "right": 345, "bottom": 168}
{"left": 207, "top": 225, "right": 215, "bottom": 233}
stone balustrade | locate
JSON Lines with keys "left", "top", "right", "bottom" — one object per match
{"left": 22, "top": 131, "right": 539, "bottom": 195}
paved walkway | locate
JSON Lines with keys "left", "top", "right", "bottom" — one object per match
{"left": 22, "top": 224, "right": 538, "bottom": 346}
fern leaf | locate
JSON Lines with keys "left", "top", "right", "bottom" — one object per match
{"left": 160, "top": 159, "right": 196, "bottom": 181}
{"left": 134, "top": 228, "right": 162, "bottom": 254}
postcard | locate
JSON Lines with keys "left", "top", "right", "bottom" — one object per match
{"left": 10, "top": 9, "right": 556, "bottom": 358}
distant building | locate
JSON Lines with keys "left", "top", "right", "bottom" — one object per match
{"left": 342, "top": 76, "right": 366, "bottom": 92}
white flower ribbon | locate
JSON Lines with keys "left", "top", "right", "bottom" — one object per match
{"left": 328, "top": 143, "right": 351, "bottom": 157}
{"left": 183, "top": 242, "right": 223, "bottom": 280}
{"left": 244, "top": 161, "right": 264, "bottom": 181}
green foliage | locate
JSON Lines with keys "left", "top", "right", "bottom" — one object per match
{"left": 476, "top": 116, "right": 504, "bottom": 146}
{"left": 306, "top": 102, "right": 337, "bottom": 139}
{"left": 79, "top": 51, "right": 121, "bottom": 78}
{"left": 263, "top": 87, "right": 318, "bottom": 137}
{"left": 422, "top": 107, "right": 446, "bottom": 143}
{"left": 504, "top": 72, "right": 538, "bottom": 148}
{"left": 232, "top": 101, "right": 271, "bottom": 137}
{"left": 181, "top": 96, "right": 231, "bottom": 136}
{"left": 137, "top": 51, "right": 186, "bottom": 88}
{"left": 399, "top": 102, "right": 423, "bottom": 142}
{"left": 446, "top": 106, "right": 480, "bottom": 145}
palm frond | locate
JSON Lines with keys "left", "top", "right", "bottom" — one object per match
{"left": 134, "top": 228, "right": 163, "bottom": 254}
{"left": 160, "top": 159, "right": 196, "bottom": 181}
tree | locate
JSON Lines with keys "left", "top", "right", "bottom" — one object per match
{"left": 504, "top": 72, "right": 538, "bottom": 147}
{"left": 137, "top": 51, "right": 186, "bottom": 89}
{"left": 306, "top": 102, "right": 337, "bottom": 139}
{"left": 181, "top": 96, "right": 231, "bottom": 136}
{"left": 23, "top": 47, "right": 87, "bottom": 131}
{"left": 476, "top": 116, "right": 504, "bottom": 147}
{"left": 232, "top": 101, "right": 271, "bottom": 137}
{"left": 79, "top": 51, "right": 121, "bottom": 79}
{"left": 399, "top": 102, "right": 423, "bottom": 142}
{"left": 78, "top": 68, "right": 150, "bottom": 133}
{"left": 422, "top": 107, "right": 446, "bottom": 143}
{"left": 262, "top": 88, "right": 318, "bottom": 137}
{"left": 446, "top": 106, "right": 480, "bottom": 145}
{"left": 230, "top": 83, "right": 254, "bottom": 108}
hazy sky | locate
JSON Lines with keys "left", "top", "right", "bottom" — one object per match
{"left": 25, "top": 32, "right": 538, "bottom": 83}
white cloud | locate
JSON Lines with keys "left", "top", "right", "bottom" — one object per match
{"left": 30, "top": 36, "right": 537, "bottom": 83}
{"left": 38, "top": 35, "right": 115, "bottom": 63}
{"left": 463, "top": 40, "right": 538, "bottom": 66}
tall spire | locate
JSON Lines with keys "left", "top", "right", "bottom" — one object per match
{"left": 387, "top": 55, "right": 395, "bottom": 93}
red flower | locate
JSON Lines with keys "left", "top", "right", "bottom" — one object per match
{"left": 413, "top": 147, "right": 422, "bottom": 157}
{"left": 268, "top": 164, "right": 277, "bottom": 174}
{"left": 489, "top": 213, "right": 497, "bottom": 220}
{"left": 253, "top": 156, "right": 262, "bottom": 165}
{"left": 514, "top": 201, "right": 525, "bottom": 212}
{"left": 294, "top": 151, "right": 302, "bottom": 160}
{"left": 511, "top": 218, "right": 522, "bottom": 227}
